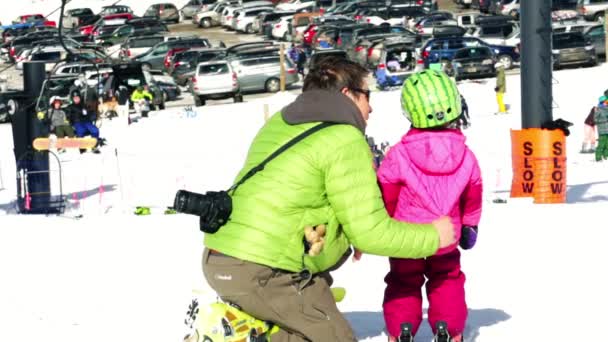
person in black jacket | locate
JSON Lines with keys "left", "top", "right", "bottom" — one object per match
{"left": 68, "top": 91, "right": 101, "bottom": 152}
{"left": 115, "top": 85, "right": 131, "bottom": 125}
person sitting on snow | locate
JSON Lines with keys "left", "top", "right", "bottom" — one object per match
{"left": 130, "top": 85, "right": 154, "bottom": 118}
{"left": 375, "top": 63, "right": 400, "bottom": 90}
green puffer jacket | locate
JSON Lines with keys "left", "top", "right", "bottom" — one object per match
{"left": 204, "top": 90, "right": 439, "bottom": 274}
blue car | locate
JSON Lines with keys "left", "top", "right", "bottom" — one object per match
{"left": 420, "top": 36, "right": 520, "bottom": 69}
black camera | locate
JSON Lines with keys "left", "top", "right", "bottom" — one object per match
{"left": 173, "top": 190, "right": 232, "bottom": 234}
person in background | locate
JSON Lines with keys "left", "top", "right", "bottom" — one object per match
{"left": 37, "top": 97, "right": 75, "bottom": 153}
{"left": 296, "top": 46, "right": 307, "bottom": 76}
{"left": 594, "top": 95, "right": 608, "bottom": 161}
{"left": 40, "top": 97, "right": 75, "bottom": 137}
{"left": 494, "top": 61, "right": 507, "bottom": 115}
{"left": 130, "top": 85, "right": 154, "bottom": 118}
{"left": 116, "top": 85, "right": 131, "bottom": 125}
{"left": 582, "top": 105, "right": 597, "bottom": 154}
{"left": 67, "top": 91, "right": 101, "bottom": 153}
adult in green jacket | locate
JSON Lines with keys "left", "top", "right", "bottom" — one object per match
{"left": 203, "top": 57, "right": 456, "bottom": 342}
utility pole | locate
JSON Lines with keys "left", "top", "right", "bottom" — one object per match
{"left": 520, "top": 0, "right": 553, "bottom": 128}
{"left": 605, "top": 12, "right": 608, "bottom": 63}
{"left": 279, "top": 43, "right": 286, "bottom": 92}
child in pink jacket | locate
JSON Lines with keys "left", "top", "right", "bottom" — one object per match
{"left": 377, "top": 70, "right": 483, "bottom": 342}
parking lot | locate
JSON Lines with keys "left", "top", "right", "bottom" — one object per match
{"left": 1, "top": 0, "right": 601, "bottom": 115}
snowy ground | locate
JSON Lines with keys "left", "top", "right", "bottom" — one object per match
{"left": 1, "top": 64, "right": 608, "bottom": 342}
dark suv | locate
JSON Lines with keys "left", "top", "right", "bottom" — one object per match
{"left": 104, "top": 62, "right": 166, "bottom": 110}
{"left": 420, "top": 35, "right": 519, "bottom": 69}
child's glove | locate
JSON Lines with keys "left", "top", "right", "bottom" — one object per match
{"left": 304, "top": 225, "right": 326, "bottom": 256}
{"left": 459, "top": 225, "right": 478, "bottom": 250}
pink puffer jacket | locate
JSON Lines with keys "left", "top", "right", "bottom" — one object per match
{"left": 377, "top": 128, "right": 483, "bottom": 255}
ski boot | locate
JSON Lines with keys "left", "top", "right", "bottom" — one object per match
{"left": 134, "top": 206, "right": 151, "bottom": 215}
{"left": 183, "top": 300, "right": 278, "bottom": 342}
{"left": 433, "top": 321, "right": 450, "bottom": 342}
{"left": 398, "top": 322, "right": 414, "bottom": 342}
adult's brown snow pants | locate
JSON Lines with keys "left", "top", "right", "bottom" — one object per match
{"left": 202, "top": 248, "right": 357, "bottom": 342}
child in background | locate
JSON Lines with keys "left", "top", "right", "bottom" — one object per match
{"left": 594, "top": 96, "right": 608, "bottom": 161}
{"left": 378, "top": 70, "right": 483, "bottom": 342}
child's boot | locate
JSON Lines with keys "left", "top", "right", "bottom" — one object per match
{"left": 433, "top": 321, "right": 450, "bottom": 342}
{"left": 398, "top": 322, "right": 414, "bottom": 342}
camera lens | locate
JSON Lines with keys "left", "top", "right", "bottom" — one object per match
{"left": 174, "top": 190, "right": 207, "bottom": 216}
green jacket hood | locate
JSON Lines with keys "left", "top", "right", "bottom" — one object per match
{"left": 281, "top": 89, "right": 367, "bottom": 134}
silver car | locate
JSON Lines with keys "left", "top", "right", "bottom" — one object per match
{"left": 181, "top": 0, "right": 217, "bottom": 19}
{"left": 191, "top": 60, "right": 243, "bottom": 106}
{"left": 230, "top": 55, "right": 299, "bottom": 93}
{"left": 577, "top": 0, "right": 608, "bottom": 21}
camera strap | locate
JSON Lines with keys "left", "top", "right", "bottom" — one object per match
{"left": 229, "top": 122, "right": 336, "bottom": 194}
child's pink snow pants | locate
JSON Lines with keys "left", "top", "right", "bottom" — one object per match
{"left": 383, "top": 249, "right": 467, "bottom": 338}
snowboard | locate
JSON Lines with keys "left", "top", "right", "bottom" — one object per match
{"left": 33, "top": 137, "right": 98, "bottom": 151}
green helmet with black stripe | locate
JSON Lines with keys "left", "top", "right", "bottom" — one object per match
{"left": 400, "top": 70, "right": 462, "bottom": 129}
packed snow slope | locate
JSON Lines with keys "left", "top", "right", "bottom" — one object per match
{"left": 1, "top": 65, "right": 608, "bottom": 341}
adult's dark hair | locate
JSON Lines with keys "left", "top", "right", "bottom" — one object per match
{"left": 303, "top": 56, "right": 369, "bottom": 95}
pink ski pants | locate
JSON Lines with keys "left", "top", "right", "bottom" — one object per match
{"left": 383, "top": 249, "right": 467, "bottom": 338}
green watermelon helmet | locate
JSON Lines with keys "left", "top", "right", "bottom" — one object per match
{"left": 400, "top": 70, "right": 462, "bottom": 129}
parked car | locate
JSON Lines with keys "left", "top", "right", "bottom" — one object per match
{"left": 191, "top": 60, "right": 242, "bottom": 106}
{"left": 308, "top": 48, "right": 348, "bottom": 70}
{"left": 62, "top": 8, "right": 96, "bottom": 29}
{"left": 99, "top": 5, "right": 134, "bottom": 16}
{"left": 229, "top": 53, "right": 299, "bottom": 93}
{"left": 51, "top": 62, "right": 112, "bottom": 76}
{"left": 79, "top": 13, "right": 133, "bottom": 36}
{"left": 289, "top": 12, "right": 321, "bottom": 43}
{"left": 412, "top": 12, "right": 456, "bottom": 36}
{"left": 254, "top": 11, "right": 296, "bottom": 37}
{"left": 18, "top": 47, "right": 109, "bottom": 72}
{"left": 194, "top": 1, "right": 238, "bottom": 27}
{"left": 221, "top": 1, "right": 273, "bottom": 28}
{"left": 420, "top": 35, "right": 519, "bottom": 69}
{"left": 367, "top": 35, "right": 418, "bottom": 67}
{"left": 466, "top": 20, "right": 519, "bottom": 46}
{"left": 451, "top": 46, "right": 496, "bottom": 80}
{"left": 552, "top": 31, "right": 598, "bottom": 69}
{"left": 172, "top": 48, "right": 227, "bottom": 85}
{"left": 120, "top": 35, "right": 168, "bottom": 59}
{"left": 276, "top": 0, "right": 316, "bottom": 12}
{"left": 102, "top": 62, "right": 166, "bottom": 110}
{"left": 369, "top": 37, "right": 419, "bottom": 84}
{"left": 134, "top": 37, "right": 211, "bottom": 70}
{"left": 98, "top": 19, "right": 169, "bottom": 47}
{"left": 181, "top": 0, "right": 218, "bottom": 19}
{"left": 144, "top": 3, "right": 181, "bottom": 24}
{"left": 497, "top": 0, "right": 520, "bottom": 18}
{"left": 149, "top": 69, "right": 181, "bottom": 101}
{"left": 233, "top": 7, "right": 273, "bottom": 33}
{"left": 576, "top": 0, "right": 608, "bottom": 21}
{"left": 583, "top": 23, "right": 606, "bottom": 56}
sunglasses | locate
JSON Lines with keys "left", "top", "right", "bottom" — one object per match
{"left": 350, "top": 87, "right": 371, "bottom": 101}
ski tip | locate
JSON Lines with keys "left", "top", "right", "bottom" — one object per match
{"left": 331, "top": 287, "right": 346, "bottom": 302}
